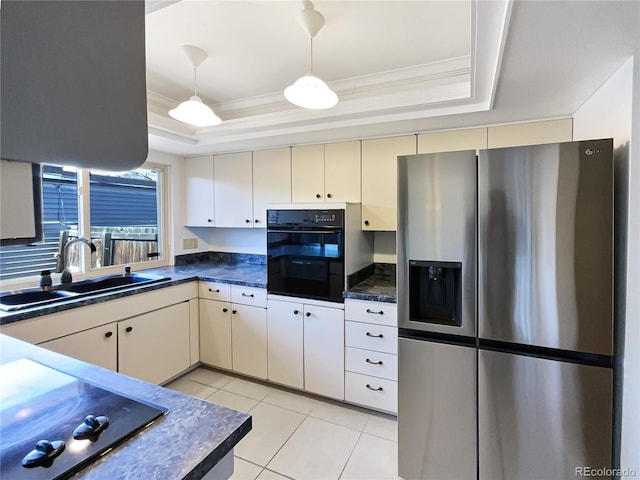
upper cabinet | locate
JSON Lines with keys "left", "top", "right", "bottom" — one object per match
{"left": 361, "top": 135, "right": 416, "bottom": 231}
{"left": 418, "top": 128, "right": 488, "bottom": 154}
{"left": 1, "top": 1, "right": 148, "bottom": 170}
{"left": 487, "top": 119, "right": 573, "bottom": 148}
{"left": 214, "top": 152, "right": 254, "bottom": 228}
{"left": 253, "top": 148, "right": 292, "bottom": 227}
{"left": 292, "top": 141, "right": 361, "bottom": 203}
{"left": 184, "top": 156, "right": 215, "bottom": 227}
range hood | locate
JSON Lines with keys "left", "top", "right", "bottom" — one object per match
{"left": 0, "top": 1, "right": 148, "bottom": 171}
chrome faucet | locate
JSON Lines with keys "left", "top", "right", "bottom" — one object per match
{"left": 60, "top": 237, "right": 96, "bottom": 284}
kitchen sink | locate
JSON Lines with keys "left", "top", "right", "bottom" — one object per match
{"left": 0, "top": 273, "right": 170, "bottom": 312}
{"left": 61, "top": 273, "right": 168, "bottom": 294}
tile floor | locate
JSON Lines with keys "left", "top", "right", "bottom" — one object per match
{"left": 166, "top": 366, "right": 399, "bottom": 480}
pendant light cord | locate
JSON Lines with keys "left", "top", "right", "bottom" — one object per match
{"left": 193, "top": 66, "right": 198, "bottom": 97}
{"left": 309, "top": 37, "right": 314, "bottom": 74}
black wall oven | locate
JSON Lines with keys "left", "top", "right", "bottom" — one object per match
{"left": 267, "top": 208, "right": 344, "bottom": 303}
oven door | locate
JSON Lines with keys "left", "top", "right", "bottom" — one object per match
{"left": 267, "top": 228, "right": 344, "bottom": 302}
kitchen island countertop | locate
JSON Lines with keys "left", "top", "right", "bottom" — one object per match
{"left": 0, "top": 333, "right": 251, "bottom": 479}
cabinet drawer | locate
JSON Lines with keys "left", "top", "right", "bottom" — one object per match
{"left": 345, "top": 299, "right": 397, "bottom": 327}
{"left": 345, "top": 347, "right": 397, "bottom": 381}
{"left": 345, "top": 371, "right": 397, "bottom": 414}
{"left": 199, "top": 281, "right": 231, "bottom": 301}
{"left": 231, "top": 285, "right": 267, "bottom": 308}
{"left": 345, "top": 321, "right": 397, "bottom": 354}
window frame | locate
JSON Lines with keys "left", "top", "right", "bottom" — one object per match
{"left": 0, "top": 161, "right": 170, "bottom": 290}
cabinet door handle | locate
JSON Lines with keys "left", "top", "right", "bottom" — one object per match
{"left": 366, "top": 384, "right": 383, "bottom": 392}
{"left": 305, "top": 311, "right": 311, "bottom": 317}
{"left": 241, "top": 293, "right": 254, "bottom": 297}
{"left": 315, "top": 193, "right": 321, "bottom": 199}
{"left": 245, "top": 219, "right": 251, "bottom": 223}
{"left": 209, "top": 288, "right": 220, "bottom": 293}
{"left": 255, "top": 219, "right": 260, "bottom": 223}
{"left": 125, "top": 326, "right": 133, "bottom": 333}
{"left": 364, "top": 220, "right": 370, "bottom": 226}
{"left": 366, "top": 308, "right": 384, "bottom": 315}
{"left": 232, "top": 310, "right": 237, "bottom": 315}
{"left": 365, "top": 358, "right": 383, "bottom": 365}
{"left": 208, "top": 219, "right": 213, "bottom": 223}
{"left": 326, "top": 193, "right": 332, "bottom": 198}
{"left": 366, "top": 332, "right": 383, "bottom": 338}
{"left": 223, "top": 308, "right": 228, "bottom": 313}
{"left": 105, "top": 331, "right": 113, "bottom": 338}
{"left": 293, "top": 310, "right": 299, "bottom": 315}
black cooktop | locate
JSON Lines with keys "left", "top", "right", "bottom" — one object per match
{"left": 0, "top": 359, "right": 167, "bottom": 480}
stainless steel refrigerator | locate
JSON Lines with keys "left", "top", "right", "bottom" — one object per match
{"left": 398, "top": 139, "right": 614, "bottom": 480}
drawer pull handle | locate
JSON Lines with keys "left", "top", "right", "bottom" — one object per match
{"left": 125, "top": 326, "right": 133, "bottom": 333}
{"left": 366, "top": 332, "right": 384, "bottom": 338}
{"left": 366, "top": 384, "right": 383, "bottom": 392}
{"left": 223, "top": 308, "right": 228, "bottom": 313}
{"left": 365, "top": 358, "right": 383, "bottom": 365}
{"left": 366, "top": 308, "right": 384, "bottom": 315}
{"left": 209, "top": 288, "right": 220, "bottom": 293}
{"left": 105, "top": 331, "right": 113, "bottom": 338}
{"left": 241, "top": 293, "right": 254, "bottom": 297}
{"left": 293, "top": 310, "right": 300, "bottom": 315}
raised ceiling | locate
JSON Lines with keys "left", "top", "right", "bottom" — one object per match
{"left": 145, "top": 0, "right": 639, "bottom": 156}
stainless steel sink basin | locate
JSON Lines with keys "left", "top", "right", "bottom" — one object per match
{"left": 0, "top": 273, "right": 170, "bottom": 312}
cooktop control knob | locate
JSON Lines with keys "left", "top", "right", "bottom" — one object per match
{"left": 22, "top": 439, "right": 66, "bottom": 468}
{"left": 73, "top": 414, "right": 110, "bottom": 440}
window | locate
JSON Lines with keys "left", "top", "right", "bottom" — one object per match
{"left": 0, "top": 164, "right": 167, "bottom": 283}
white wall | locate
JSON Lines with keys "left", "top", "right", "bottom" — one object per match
{"left": 573, "top": 55, "right": 638, "bottom": 473}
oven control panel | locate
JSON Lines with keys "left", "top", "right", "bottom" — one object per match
{"left": 267, "top": 209, "right": 344, "bottom": 228}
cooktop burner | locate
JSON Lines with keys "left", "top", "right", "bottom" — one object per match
{"left": 0, "top": 359, "right": 168, "bottom": 480}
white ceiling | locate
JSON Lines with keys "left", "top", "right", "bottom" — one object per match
{"left": 144, "top": 0, "right": 639, "bottom": 156}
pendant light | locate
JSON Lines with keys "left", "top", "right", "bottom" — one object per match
{"left": 284, "top": 1, "right": 338, "bottom": 110}
{"left": 169, "top": 45, "right": 222, "bottom": 127}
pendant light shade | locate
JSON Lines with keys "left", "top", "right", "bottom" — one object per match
{"left": 169, "top": 45, "right": 221, "bottom": 127}
{"left": 284, "top": 74, "right": 338, "bottom": 109}
{"left": 169, "top": 95, "right": 221, "bottom": 127}
{"left": 284, "top": 1, "right": 338, "bottom": 110}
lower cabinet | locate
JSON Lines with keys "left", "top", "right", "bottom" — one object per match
{"left": 199, "top": 284, "right": 268, "bottom": 380}
{"left": 267, "top": 298, "right": 345, "bottom": 400}
{"left": 39, "top": 324, "right": 117, "bottom": 371}
{"left": 119, "top": 302, "right": 191, "bottom": 385}
{"left": 231, "top": 304, "right": 267, "bottom": 379}
{"left": 199, "top": 299, "right": 233, "bottom": 370}
{"left": 344, "top": 299, "right": 398, "bottom": 414}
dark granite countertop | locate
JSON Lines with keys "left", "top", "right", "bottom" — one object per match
{"left": 0, "top": 262, "right": 267, "bottom": 325}
{"left": 0, "top": 334, "right": 251, "bottom": 480}
{"left": 343, "top": 273, "right": 397, "bottom": 303}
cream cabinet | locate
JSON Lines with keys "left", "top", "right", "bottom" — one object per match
{"left": 118, "top": 302, "right": 191, "bottom": 385}
{"left": 199, "top": 298, "right": 233, "bottom": 370}
{"left": 252, "top": 147, "right": 292, "bottom": 227}
{"left": 267, "top": 297, "right": 344, "bottom": 398}
{"left": 304, "top": 303, "right": 345, "bottom": 400}
{"left": 267, "top": 299, "right": 304, "bottom": 389}
{"left": 1, "top": 283, "right": 198, "bottom": 385}
{"left": 291, "top": 141, "right": 361, "bottom": 203}
{"left": 184, "top": 155, "right": 215, "bottom": 227}
{"left": 418, "top": 127, "right": 487, "bottom": 154}
{"left": 361, "top": 135, "right": 416, "bottom": 231}
{"left": 214, "top": 151, "right": 254, "bottom": 228}
{"left": 344, "top": 299, "right": 398, "bottom": 414}
{"left": 39, "top": 324, "right": 117, "bottom": 371}
{"left": 199, "top": 283, "right": 268, "bottom": 379}
{"left": 487, "top": 118, "right": 573, "bottom": 148}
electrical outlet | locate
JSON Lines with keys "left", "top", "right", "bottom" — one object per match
{"left": 183, "top": 238, "right": 198, "bottom": 249}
